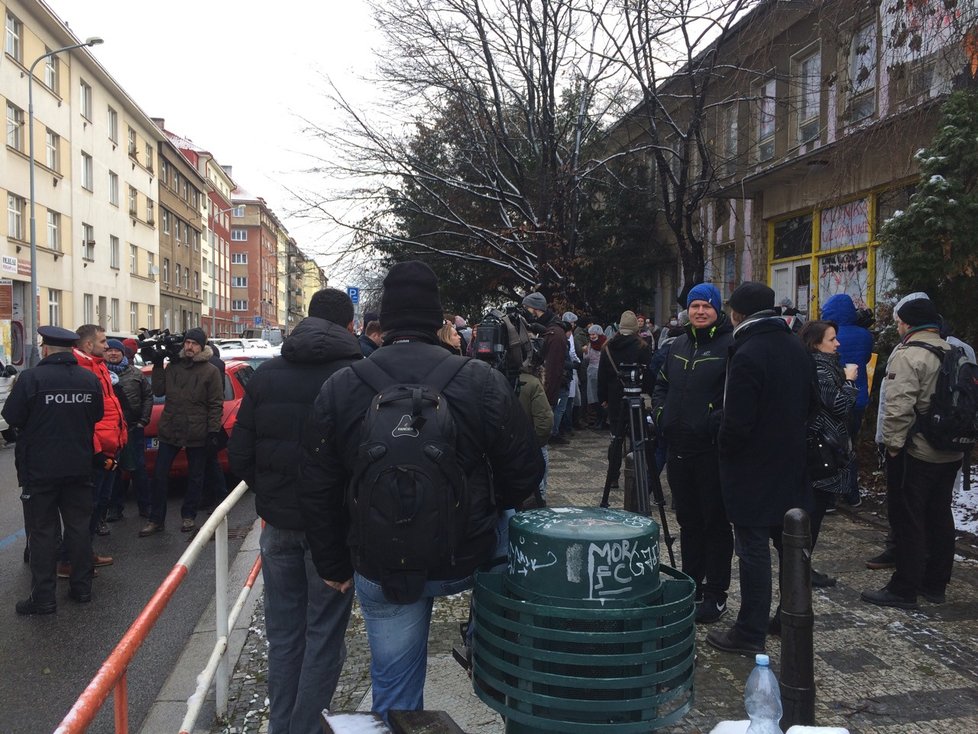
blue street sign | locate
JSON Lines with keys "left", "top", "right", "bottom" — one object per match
{"left": 347, "top": 286, "right": 360, "bottom": 304}
{"left": 254, "top": 316, "right": 263, "bottom": 326}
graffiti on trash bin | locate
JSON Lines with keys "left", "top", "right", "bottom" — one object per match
{"left": 586, "top": 538, "right": 658, "bottom": 602}
{"left": 508, "top": 537, "right": 559, "bottom": 576}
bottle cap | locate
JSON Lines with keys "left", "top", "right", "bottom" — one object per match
{"left": 755, "top": 653, "right": 770, "bottom": 666}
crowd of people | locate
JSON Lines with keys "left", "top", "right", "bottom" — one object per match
{"left": 6, "top": 259, "right": 972, "bottom": 732}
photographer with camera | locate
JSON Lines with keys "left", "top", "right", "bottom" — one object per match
{"left": 139, "top": 327, "right": 224, "bottom": 537}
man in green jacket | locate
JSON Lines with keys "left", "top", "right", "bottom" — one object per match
{"left": 140, "top": 328, "right": 224, "bottom": 536}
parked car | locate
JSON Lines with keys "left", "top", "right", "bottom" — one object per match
{"left": 225, "top": 353, "right": 276, "bottom": 371}
{"left": 141, "top": 360, "right": 255, "bottom": 478}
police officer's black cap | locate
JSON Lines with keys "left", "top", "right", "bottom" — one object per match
{"left": 39, "top": 325, "right": 79, "bottom": 347}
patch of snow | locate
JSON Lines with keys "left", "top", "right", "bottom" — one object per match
{"left": 928, "top": 174, "right": 948, "bottom": 186}
{"left": 324, "top": 713, "right": 390, "bottom": 732}
{"left": 952, "top": 464, "right": 978, "bottom": 536}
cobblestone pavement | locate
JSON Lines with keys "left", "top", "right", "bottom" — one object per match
{"left": 212, "top": 428, "right": 978, "bottom": 734}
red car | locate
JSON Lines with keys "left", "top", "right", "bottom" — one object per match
{"left": 141, "top": 360, "right": 255, "bottom": 478}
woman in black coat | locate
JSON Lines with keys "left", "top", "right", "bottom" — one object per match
{"left": 800, "top": 320, "right": 858, "bottom": 586}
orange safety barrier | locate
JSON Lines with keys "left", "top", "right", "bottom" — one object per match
{"left": 55, "top": 481, "right": 261, "bottom": 734}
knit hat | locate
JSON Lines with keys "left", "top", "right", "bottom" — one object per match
{"left": 895, "top": 292, "right": 940, "bottom": 327}
{"left": 522, "top": 292, "right": 547, "bottom": 311}
{"left": 588, "top": 324, "right": 603, "bottom": 336}
{"left": 184, "top": 327, "right": 207, "bottom": 347}
{"left": 687, "top": 283, "right": 722, "bottom": 314}
{"left": 728, "top": 282, "right": 775, "bottom": 316}
{"left": 106, "top": 339, "right": 126, "bottom": 352}
{"left": 379, "top": 260, "right": 443, "bottom": 334}
{"left": 618, "top": 310, "right": 639, "bottom": 336}
{"left": 562, "top": 311, "right": 578, "bottom": 324}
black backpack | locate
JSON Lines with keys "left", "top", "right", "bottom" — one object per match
{"left": 347, "top": 353, "right": 471, "bottom": 604}
{"left": 909, "top": 342, "right": 978, "bottom": 452}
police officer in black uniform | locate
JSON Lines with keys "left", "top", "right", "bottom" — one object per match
{"left": 3, "top": 326, "right": 103, "bottom": 615}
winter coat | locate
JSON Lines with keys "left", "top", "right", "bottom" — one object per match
{"left": 298, "top": 338, "right": 544, "bottom": 584}
{"left": 74, "top": 349, "right": 128, "bottom": 457}
{"left": 651, "top": 315, "right": 734, "bottom": 455}
{"left": 596, "top": 333, "right": 654, "bottom": 430}
{"left": 718, "top": 314, "right": 815, "bottom": 527}
{"left": 537, "top": 311, "right": 568, "bottom": 406}
{"left": 810, "top": 351, "right": 858, "bottom": 494}
{"left": 359, "top": 333, "right": 379, "bottom": 358}
{"left": 228, "top": 317, "right": 363, "bottom": 530}
{"left": 820, "top": 294, "right": 874, "bottom": 409}
{"left": 113, "top": 363, "right": 152, "bottom": 428}
{"left": 152, "top": 345, "right": 224, "bottom": 448}
{"left": 2, "top": 351, "right": 103, "bottom": 485}
{"left": 517, "top": 372, "right": 554, "bottom": 446}
{"left": 882, "top": 328, "right": 964, "bottom": 464}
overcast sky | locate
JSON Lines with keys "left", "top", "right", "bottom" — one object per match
{"left": 45, "top": 0, "right": 382, "bottom": 279}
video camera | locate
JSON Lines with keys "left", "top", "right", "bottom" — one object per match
{"left": 473, "top": 306, "right": 537, "bottom": 381}
{"left": 137, "top": 329, "right": 185, "bottom": 363}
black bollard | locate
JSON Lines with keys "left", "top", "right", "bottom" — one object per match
{"left": 780, "top": 508, "right": 815, "bottom": 729}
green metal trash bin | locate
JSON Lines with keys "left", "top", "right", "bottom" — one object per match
{"left": 472, "top": 507, "right": 695, "bottom": 733}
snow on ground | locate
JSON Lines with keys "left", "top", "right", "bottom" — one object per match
{"left": 952, "top": 462, "right": 978, "bottom": 536}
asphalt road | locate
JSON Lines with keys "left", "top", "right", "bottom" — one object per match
{"left": 0, "top": 444, "right": 258, "bottom": 734}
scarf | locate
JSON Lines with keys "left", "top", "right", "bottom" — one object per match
{"left": 106, "top": 356, "right": 129, "bottom": 375}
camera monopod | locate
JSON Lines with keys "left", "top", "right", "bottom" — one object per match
{"left": 600, "top": 363, "right": 676, "bottom": 567}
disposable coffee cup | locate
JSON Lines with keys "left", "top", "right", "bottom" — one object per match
{"left": 845, "top": 363, "right": 858, "bottom": 371}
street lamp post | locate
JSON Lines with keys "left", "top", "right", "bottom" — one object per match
{"left": 27, "top": 36, "right": 103, "bottom": 366}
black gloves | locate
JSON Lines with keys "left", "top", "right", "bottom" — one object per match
{"left": 94, "top": 453, "right": 118, "bottom": 471}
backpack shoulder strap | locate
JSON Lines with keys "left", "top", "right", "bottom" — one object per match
{"left": 602, "top": 342, "right": 619, "bottom": 376}
{"left": 426, "top": 353, "right": 471, "bottom": 393}
{"left": 350, "top": 358, "right": 396, "bottom": 394}
{"left": 906, "top": 341, "right": 947, "bottom": 363}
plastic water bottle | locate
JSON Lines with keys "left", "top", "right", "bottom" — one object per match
{"left": 745, "top": 653, "right": 783, "bottom": 734}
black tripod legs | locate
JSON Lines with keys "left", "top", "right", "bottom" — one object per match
{"left": 600, "top": 434, "right": 625, "bottom": 508}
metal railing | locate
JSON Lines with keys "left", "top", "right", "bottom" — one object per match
{"left": 55, "top": 480, "right": 261, "bottom": 734}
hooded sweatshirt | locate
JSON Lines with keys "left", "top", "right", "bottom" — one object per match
{"left": 820, "top": 294, "right": 874, "bottom": 410}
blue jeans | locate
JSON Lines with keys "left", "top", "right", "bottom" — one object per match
{"left": 732, "top": 524, "right": 784, "bottom": 647}
{"left": 90, "top": 468, "right": 116, "bottom": 534}
{"left": 261, "top": 524, "right": 353, "bottom": 734}
{"left": 551, "top": 387, "right": 570, "bottom": 437}
{"left": 355, "top": 572, "right": 474, "bottom": 719}
{"left": 539, "top": 445, "right": 549, "bottom": 499}
{"left": 150, "top": 442, "right": 207, "bottom": 526}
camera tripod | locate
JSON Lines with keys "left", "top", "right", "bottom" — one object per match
{"left": 599, "top": 363, "right": 676, "bottom": 567}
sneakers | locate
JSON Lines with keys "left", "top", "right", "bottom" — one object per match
{"left": 865, "top": 550, "right": 896, "bottom": 570}
{"left": 705, "top": 626, "right": 764, "bottom": 656}
{"left": 695, "top": 598, "right": 728, "bottom": 624}
{"left": 861, "top": 586, "right": 918, "bottom": 610}
{"left": 181, "top": 518, "right": 196, "bottom": 533}
{"left": 93, "top": 553, "right": 113, "bottom": 567}
{"left": 15, "top": 598, "right": 56, "bottom": 616}
{"left": 846, "top": 494, "right": 862, "bottom": 508}
{"left": 811, "top": 569, "right": 837, "bottom": 588}
{"left": 139, "top": 521, "right": 164, "bottom": 537}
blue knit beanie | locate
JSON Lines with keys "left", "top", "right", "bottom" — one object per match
{"left": 686, "top": 283, "right": 722, "bottom": 314}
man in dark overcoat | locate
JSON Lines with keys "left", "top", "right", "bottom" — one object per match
{"left": 707, "top": 282, "right": 814, "bottom": 656}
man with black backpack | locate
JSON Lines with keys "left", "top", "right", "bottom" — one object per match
{"left": 862, "top": 293, "right": 973, "bottom": 610}
{"left": 299, "top": 261, "right": 544, "bottom": 719}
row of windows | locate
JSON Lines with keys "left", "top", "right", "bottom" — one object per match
{"left": 45, "top": 290, "right": 156, "bottom": 332}
{"left": 159, "top": 208, "right": 201, "bottom": 248}
{"left": 160, "top": 160, "right": 202, "bottom": 209}
{"left": 159, "top": 257, "right": 200, "bottom": 293}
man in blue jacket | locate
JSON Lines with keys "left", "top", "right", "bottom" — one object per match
{"left": 820, "top": 294, "right": 873, "bottom": 506}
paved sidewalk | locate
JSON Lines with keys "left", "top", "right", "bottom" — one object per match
{"left": 212, "top": 429, "right": 978, "bottom": 734}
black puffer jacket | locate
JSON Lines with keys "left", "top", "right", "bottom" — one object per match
{"left": 718, "top": 315, "right": 815, "bottom": 527}
{"left": 228, "top": 317, "right": 362, "bottom": 530}
{"left": 596, "top": 333, "right": 654, "bottom": 429}
{"left": 651, "top": 315, "right": 734, "bottom": 454}
{"left": 810, "top": 351, "right": 857, "bottom": 494}
{"left": 298, "top": 338, "right": 544, "bottom": 584}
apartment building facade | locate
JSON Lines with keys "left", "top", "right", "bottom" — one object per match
{"left": 156, "top": 121, "right": 204, "bottom": 332}
{"left": 2, "top": 0, "right": 161, "bottom": 364}
{"left": 613, "top": 0, "right": 972, "bottom": 319}
{"left": 229, "top": 189, "right": 281, "bottom": 330}
{"left": 166, "top": 132, "right": 235, "bottom": 338}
